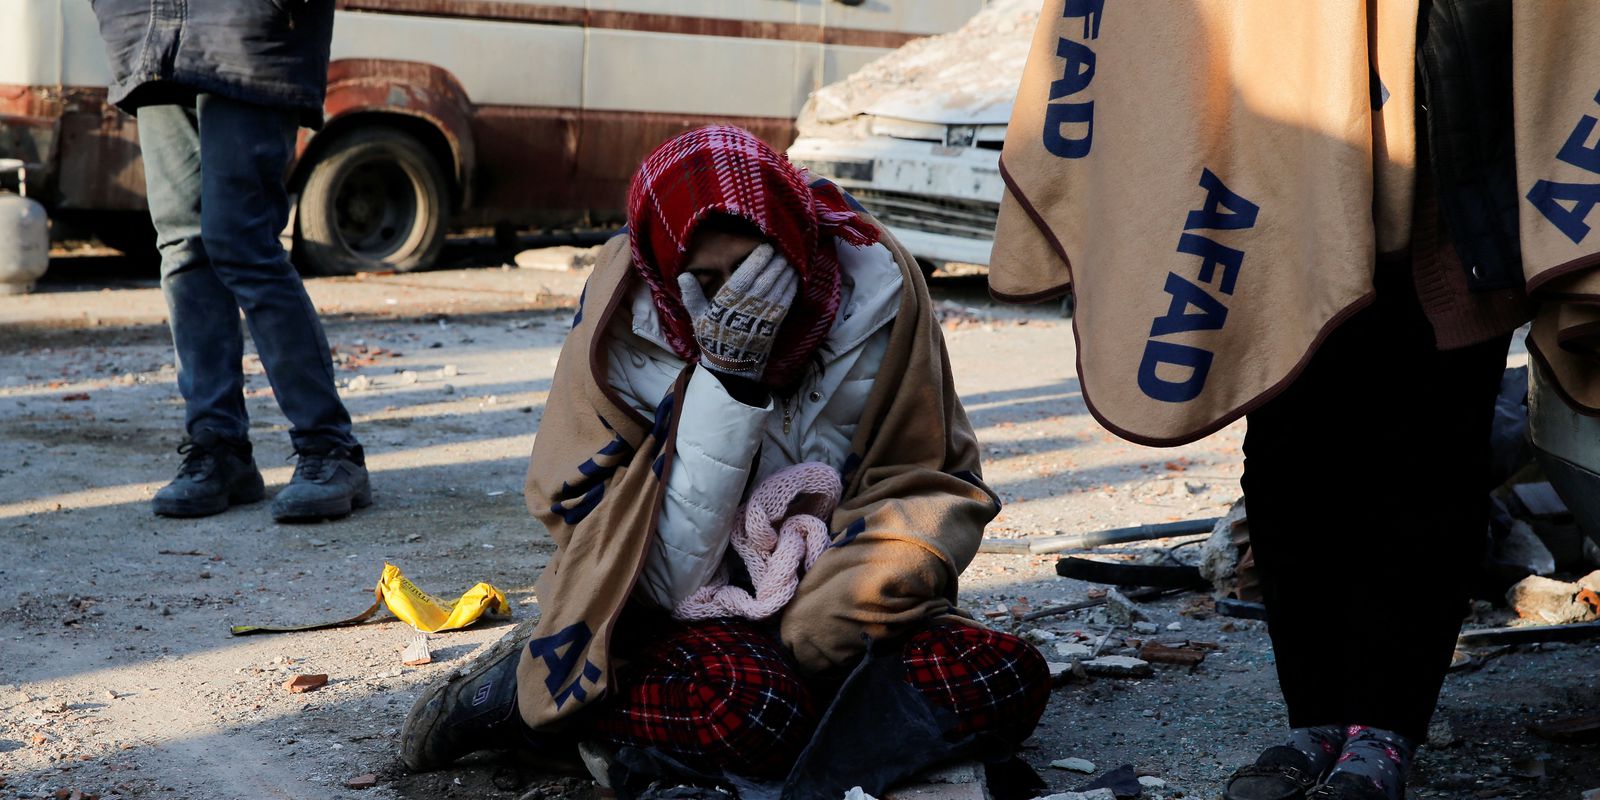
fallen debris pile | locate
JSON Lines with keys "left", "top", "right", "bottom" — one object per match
{"left": 1506, "top": 571, "right": 1600, "bottom": 625}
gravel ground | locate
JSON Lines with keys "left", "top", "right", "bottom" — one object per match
{"left": 1, "top": 249, "right": 1595, "bottom": 800}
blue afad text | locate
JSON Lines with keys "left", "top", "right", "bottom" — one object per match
{"left": 1137, "top": 169, "right": 1260, "bottom": 404}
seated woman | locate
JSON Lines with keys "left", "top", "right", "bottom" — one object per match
{"left": 399, "top": 126, "right": 1049, "bottom": 789}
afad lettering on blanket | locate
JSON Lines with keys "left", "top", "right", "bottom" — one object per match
{"left": 1526, "top": 88, "right": 1600, "bottom": 245}
{"left": 1137, "top": 169, "right": 1260, "bottom": 403}
{"left": 1042, "top": 0, "right": 1104, "bottom": 158}
{"left": 527, "top": 621, "right": 603, "bottom": 709}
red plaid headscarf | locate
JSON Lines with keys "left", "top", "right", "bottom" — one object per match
{"left": 626, "top": 126, "right": 880, "bottom": 389}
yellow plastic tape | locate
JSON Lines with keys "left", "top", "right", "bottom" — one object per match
{"left": 230, "top": 563, "right": 512, "bottom": 636}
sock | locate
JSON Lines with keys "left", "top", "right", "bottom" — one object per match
{"left": 1286, "top": 725, "right": 1347, "bottom": 775}
{"left": 1328, "top": 725, "right": 1413, "bottom": 799}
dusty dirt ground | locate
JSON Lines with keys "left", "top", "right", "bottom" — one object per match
{"left": 1, "top": 247, "right": 1596, "bottom": 800}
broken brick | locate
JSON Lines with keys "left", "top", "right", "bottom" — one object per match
{"left": 1137, "top": 642, "right": 1207, "bottom": 667}
{"left": 284, "top": 674, "right": 329, "bottom": 693}
{"left": 346, "top": 774, "right": 379, "bottom": 790}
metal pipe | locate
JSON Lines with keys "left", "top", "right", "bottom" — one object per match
{"left": 979, "top": 516, "right": 1221, "bottom": 555}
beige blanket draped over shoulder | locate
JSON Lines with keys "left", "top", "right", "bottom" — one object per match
{"left": 515, "top": 225, "right": 998, "bottom": 731}
{"left": 992, "top": 1, "right": 1600, "bottom": 444}
{"left": 1518, "top": 4, "right": 1600, "bottom": 415}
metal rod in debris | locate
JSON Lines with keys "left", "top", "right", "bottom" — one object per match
{"left": 1456, "top": 621, "right": 1600, "bottom": 648}
{"left": 978, "top": 517, "right": 1221, "bottom": 555}
{"left": 1019, "top": 586, "right": 1186, "bottom": 622}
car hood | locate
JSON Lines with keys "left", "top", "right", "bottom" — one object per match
{"left": 799, "top": 0, "right": 1037, "bottom": 137}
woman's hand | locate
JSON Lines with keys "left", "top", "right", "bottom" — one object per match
{"left": 677, "top": 243, "right": 799, "bottom": 382}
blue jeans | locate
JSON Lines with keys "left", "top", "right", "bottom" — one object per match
{"left": 137, "top": 94, "right": 355, "bottom": 450}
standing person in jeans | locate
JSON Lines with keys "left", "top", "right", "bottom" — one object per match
{"left": 91, "top": 1, "right": 371, "bottom": 522}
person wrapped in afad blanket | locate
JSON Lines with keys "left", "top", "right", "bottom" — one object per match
{"left": 399, "top": 126, "right": 1050, "bottom": 793}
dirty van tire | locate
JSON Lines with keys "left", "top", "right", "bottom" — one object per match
{"left": 296, "top": 126, "right": 449, "bottom": 275}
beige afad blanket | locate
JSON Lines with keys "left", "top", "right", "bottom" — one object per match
{"left": 991, "top": 1, "right": 1600, "bottom": 445}
{"left": 1518, "top": 4, "right": 1600, "bottom": 415}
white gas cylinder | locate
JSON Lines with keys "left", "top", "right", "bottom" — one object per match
{"left": 0, "top": 159, "right": 48, "bottom": 295}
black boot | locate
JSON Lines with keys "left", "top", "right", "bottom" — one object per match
{"left": 400, "top": 617, "right": 539, "bottom": 771}
{"left": 152, "top": 430, "right": 265, "bottom": 518}
{"left": 1224, "top": 746, "right": 1321, "bottom": 800}
{"left": 270, "top": 441, "right": 372, "bottom": 522}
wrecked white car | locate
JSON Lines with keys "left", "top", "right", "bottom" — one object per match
{"left": 788, "top": 0, "right": 1037, "bottom": 273}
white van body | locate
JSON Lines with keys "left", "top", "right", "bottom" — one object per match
{"left": 787, "top": 0, "right": 1036, "bottom": 268}
{"left": 0, "top": 0, "right": 985, "bottom": 271}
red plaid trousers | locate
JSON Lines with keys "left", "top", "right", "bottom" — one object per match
{"left": 585, "top": 618, "right": 1050, "bottom": 777}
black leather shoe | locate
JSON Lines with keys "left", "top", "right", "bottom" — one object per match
{"left": 152, "top": 430, "right": 265, "bottom": 518}
{"left": 1224, "top": 746, "right": 1321, "bottom": 800}
{"left": 1308, "top": 773, "right": 1402, "bottom": 800}
{"left": 400, "top": 617, "right": 538, "bottom": 771}
{"left": 270, "top": 441, "right": 372, "bottom": 522}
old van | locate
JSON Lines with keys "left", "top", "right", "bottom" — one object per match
{"left": 0, "top": 0, "right": 984, "bottom": 273}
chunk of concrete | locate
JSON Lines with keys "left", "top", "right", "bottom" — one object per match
{"left": 1049, "top": 757, "right": 1096, "bottom": 774}
{"left": 883, "top": 760, "right": 986, "bottom": 800}
{"left": 401, "top": 635, "right": 432, "bottom": 666}
{"left": 1081, "top": 656, "right": 1153, "bottom": 679}
{"left": 1103, "top": 589, "right": 1148, "bottom": 625}
{"left": 1508, "top": 575, "right": 1600, "bottom": 625}
{"left": 514, "top": 245, "right": 598, "bottom": 272}
{"left": 1036, "top": 791, "right": 1116, "bottom": 800}
{"left": 1427, "top": 719, "right": 1461, "bottom": 749}
{"left": 1055, "top": 642, "right": 1094, "bottom": 659}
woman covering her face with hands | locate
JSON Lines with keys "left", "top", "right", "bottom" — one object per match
{"left": 400, "top": 126, "right": 1050, "bottom": 794}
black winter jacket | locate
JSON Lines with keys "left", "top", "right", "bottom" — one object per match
{"left": 90, "top": 0, "right": 336, "bottom": 126}
{"left": 1417, "top": 0, "right": 1522, "bottom": 292}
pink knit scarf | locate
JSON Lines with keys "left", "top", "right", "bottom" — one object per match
{"left": 674, "top": 463, "right": 842, "bottom": 621}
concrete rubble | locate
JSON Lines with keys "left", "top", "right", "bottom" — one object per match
{"left": 882, "top": 761, "right": 987, "bottom": 800}
{"left": 512, "top": 245, "right": 599, "bottom": 273}
{"left": 797, "top": 0, "right": 1039, "bottom": 139}
{"left": 1048, "top": 758, "right": 1096, "bottom": 774}
{"left": 1506, "top": 571, "right": 1600, "bottom": 625}
{"left": 1080, "top": 657, "right": 1153, "bottom": 679}
{"left": 1101, "top": 589, "right": 1148, "bottom": 626}
{"left": 1035, "top": 791, "right": 1116, "bottom": 800}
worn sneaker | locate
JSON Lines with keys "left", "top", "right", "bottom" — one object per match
{"left": 401, "top": 616, "right": 541, "bottom": 771}
{"left": 151, "top": 430, "right": 265, "bottom": 518}
{"left": 270, "top": 441, "right": 372, "bottom": 522}
{"left": 1224, "top": 746, "right": 1321, "bottom": 800}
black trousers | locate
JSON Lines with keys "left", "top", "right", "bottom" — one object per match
{"left": 1241, "top": 262, "right": 1510, "bottom": 743}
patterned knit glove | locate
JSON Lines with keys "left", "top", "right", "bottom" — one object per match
{"left": 677, "top": 244, "right": 799, "bottom": 382}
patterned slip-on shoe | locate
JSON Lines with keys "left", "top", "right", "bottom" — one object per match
{"left": 1223, "top": 746, "right": 1321, "bottom": 800}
